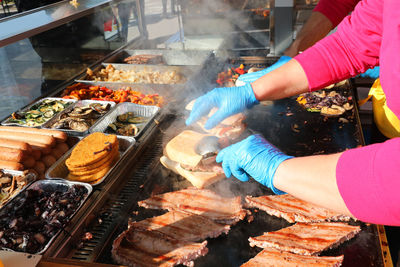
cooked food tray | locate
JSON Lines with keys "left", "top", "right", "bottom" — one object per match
{"left": 45, "top": 135, "right": 135, "bottom": 186}
{"left": 0, "top": 179, "right": 92, "bottom": 254}
{"left": 62, "top": 81, "right": 184, "bottom": 107}
{"left": 104, "top": 49, "right": 213, "bottom": 66}
{"left": 76, "top": 63, "right": 198, "bottom": 84}
{"left": 90, "top": 102, "right": 160, "bottom": 139}
{"left": 1, "top": 97, "right": 77, "bottom": 127}
{"left": 0, "top": 170, "right": 36, "bottom": 209}
{"left": 41, "top": 100, "right": 116, "bottom": 136}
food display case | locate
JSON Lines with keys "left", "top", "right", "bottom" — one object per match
{"left": 0, "top": 0, "right": 393, "bottom": 266}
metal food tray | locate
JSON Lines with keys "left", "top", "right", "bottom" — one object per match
{"left": 0, "top": 179, "right": 92, "bottom": 255}
{"left": 104, "top": 49, "right": 213, "bottom": 66}
{"left": 76, "top": 63, "right": 198, "bottom": 85}
{"left": 45, "top": 135, "right": 135, "bottom": 186}
{"left": 63, "top": 81, "right": 183, "bottom": 108}
{"left": 90, "top": 102, "right": 160, "bottom": 139}
{"left": 0, "top": 170, "right": 37, "bottom": 209}
{"left": 1, "top": 97, "right": 77, "bottom": 127}
{"left": 41, "top": 100, "right": 116, "bottom": 136}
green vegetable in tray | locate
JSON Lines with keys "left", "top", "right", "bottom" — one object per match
{"left": 107, "top": 112, "right": 150, "bottom": 136}
{"left": 7, "top": 99, "right": 73, "bottom": 127}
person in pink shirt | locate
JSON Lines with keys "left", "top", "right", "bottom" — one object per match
{"left": 186, "top": 0, "right": 400, "bottom": 227}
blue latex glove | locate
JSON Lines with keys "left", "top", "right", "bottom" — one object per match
{"left": 185, "top": 83, "right": 259, "bottom": 129}
{"left": 359, "top": 66, "right": 380, "bottom": 79}
{"left": 236, "top": 56, "right": 292, "bottom": 85}
{"left": 216, "top": 135, "right": 293, "bottom": 194}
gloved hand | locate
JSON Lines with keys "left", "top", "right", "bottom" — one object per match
{"left": 235, "top": 56, "right": 292, "bottom": 86}
{"left": 216, "top": 135, "right": 293, "bottom": 194}
{"left": 359, "top": 66, "right": 380, "bottom": 79}
{"left": 185, "top": 83, "right": 259, "bottom": 130}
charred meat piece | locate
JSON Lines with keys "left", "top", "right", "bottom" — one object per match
{"left": 130, "top": 210, "right": 230, "bottom": 242}
{"left": 138, "top": 187, "right": 247, "bottom": 225}
{"left": 245, "top": 195, "right": 353, "bottom": 223}
{"left": 123, "top": 54, "right": 164, "bottom": 65}
{"left": 241, "top": 247, "right": 344, "bottom": 267}
{"left": 249, "top": 222, "right": 361, "bottom": 255}
{"left": 112, "top": 228, "right": 208, "bottom": 267}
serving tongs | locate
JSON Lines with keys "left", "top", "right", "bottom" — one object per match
{"left": 195, "top": 128, "right": 258, "bottom": 159}
{"left": 195, "top": 135, "right": 221, "bottom": 157}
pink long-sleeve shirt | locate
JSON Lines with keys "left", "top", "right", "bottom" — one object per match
{"left": 295, "top": 0, "right": 400, "bottom": 225}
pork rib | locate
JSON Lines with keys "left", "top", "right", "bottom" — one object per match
{"left": 130, "top": 210, "right": 230, "bottom": 242}
{"left": 245, "top": 195, "right": 352, "bottom": 223}
{"left": 249, "top": 222, "right": 361, "bottom": 255}
{"left": 138, "top": 187, "right": 247, "bottom": 225}
{"left": 112, "top": 228, "right": 208, "bottom": 267}
{"left": 241, "top": 247, "right": 344, "bottom": 267}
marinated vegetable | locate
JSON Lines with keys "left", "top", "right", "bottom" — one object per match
{"left": 296, "top": 90, "right": 353, "bottom": 116}
{"left": 7, "top": 99, "right": 73, "bottom": 127}
{"left": 49, "top": 102, "right": 111, "bottom": 132}
{"left": 0, "top": 170, "right": 36, "bottom": 209}
{"left": 107, "top": 112, "right": 150, "bottom": 136}
{"left": 61, "top": 83, "right": 163, "bottom": 107}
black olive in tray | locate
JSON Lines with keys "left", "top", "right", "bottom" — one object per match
{"left": 0, "top": 180, "right": 91, "bottom": 254}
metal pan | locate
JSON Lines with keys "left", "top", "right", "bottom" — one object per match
{"left": 104, "top": 49, "right": 213, "bottom": 66}
{"left": 45, "top": 135, "right": 135, "bottom": 186}
{"left": 41, "top": 100, "right": 116, "bottom": 136}
{"left": 59, "top": 81, "right": 181, "bottom": 108}
{"left": 0, "top": 179, "right": 92, "bottom": 255}
{"left": 90, "top": 102, "right": 160, "bottom": 140}
{"left": 76, "top": 63, "right": 198, "bottom": 85}
{"left": 0, "top": 170, "right": 37, "bottom": 209}
{"left": 1, "top": 97, "right": 76, "bottom": 128}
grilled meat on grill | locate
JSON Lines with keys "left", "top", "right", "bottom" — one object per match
{"left": 112, "top": 228, "right": 208, "bottom": 267}
{"left": 130, "top": 210, "right": 230, "bottom": 242}
{"left": 241, "top": 247, "right": 344, "bottom": 267}
{"left": 249, "top": 222, "right": 361, "bottom": 256}
{"left": 245, "top": 195, "right": 353, "bottom": 223}
{"left": 138, "top": 187, "right": 247, "bottom": 225}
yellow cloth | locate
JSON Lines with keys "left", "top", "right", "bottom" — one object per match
{"left": 358, "top": 78, "right": 400, "bottom": 138}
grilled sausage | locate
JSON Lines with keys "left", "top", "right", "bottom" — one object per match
{"left": 33, "top": 161, "right": 45, "bottom": 174}
{"left": 0, "top": 138, "right": 32, "bottom": 152}
{"left": 42, "top": 155, "right": 57, "bottom": 168}
{"left": 0, "top": 147, "right": 28, "bottom": 162}
{"left": 31, "top": 149, "right": 42, "bottom": 160}
{"left": 0, "top": 160, "right": 24, "bottom": 170}
{"left": 29, "top": 142, "right": 52, "bottom": 155}
{"left": 0, "top": 132, "right": 55, "bottom": 147}
{"left": 0, "top": 126, "right": 67, "bottom": 142}
{"left": 22, "top": 157, "right": 35, "bottom": 168}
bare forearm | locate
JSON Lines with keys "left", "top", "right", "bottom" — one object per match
{"left": 273, "top": 153, "right": 352, "bottom": 216}
{"left": 284, "top": 12, "right": 333, "bottom": 57}
{"left": 251, "top": 59, "right": 309, "bottom": 101}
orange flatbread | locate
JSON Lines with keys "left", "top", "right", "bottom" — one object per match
{"left": 66, "top": 133, "right": 117, "bottom": 168}
{"left": 67, "top": 154, "right": 119, "bottom": 182}
{"left": 68, "top": 145, "right": 119, "bottom": 173}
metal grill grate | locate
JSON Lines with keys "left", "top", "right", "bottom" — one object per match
{"left": 70, "top": 135, "right": 164, "bottom": 262}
